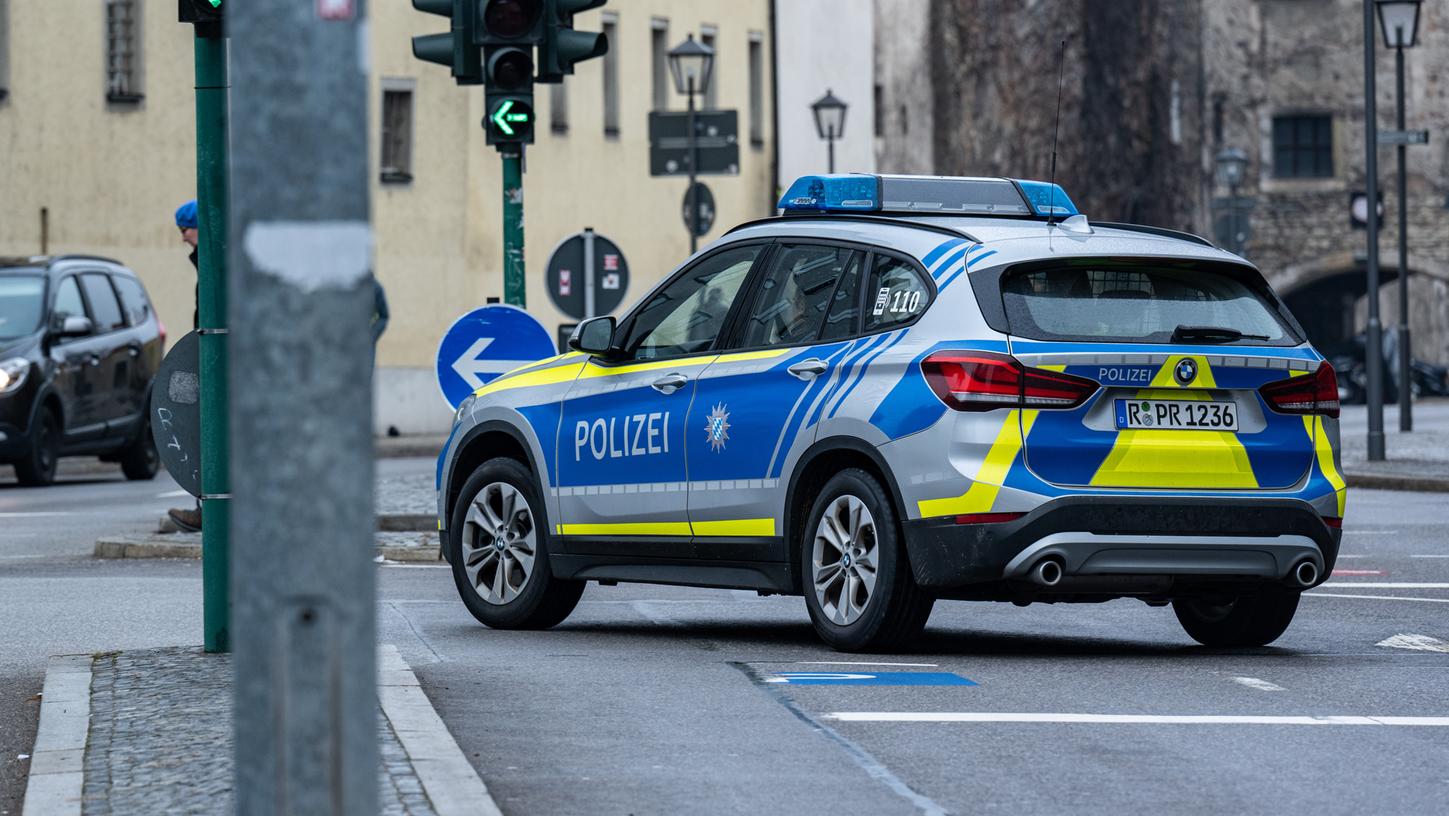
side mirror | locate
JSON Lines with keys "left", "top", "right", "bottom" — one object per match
{"left": 56, "top": 315, "right": 93, "bottom": 338}
{"left": 569, "top": 316, "right": 616, "bottom": 356}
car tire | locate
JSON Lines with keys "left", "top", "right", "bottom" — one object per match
{"left": 448, "top": 457, "right": 584, "bottom": 630}
{"left": 801, "top": 468, "right": 934, "bottom": 652}
{"left": 1172, "top": 587, "right": 1301, "bottom": 647}
{"left": 15, "top": 409, "right": 60, "bottom": 487}
{"left": 119, "top": 417, "right": 160, "bottom": 481}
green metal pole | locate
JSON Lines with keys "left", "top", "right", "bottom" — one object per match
{"left": 194, "top": 33, "right": 231, "bottom": 654}
{"left": 502, "top": 147, "right": 526, "bottom": 307}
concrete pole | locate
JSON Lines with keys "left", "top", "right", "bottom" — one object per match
{"left": 1363, "top": 0, "right": 1386, "bottom": 461}
{"left": 1395, "top": 42, "right": 1412, "bottom": 431}
{"left": 228, "top": 2, "right": 377, "bottom": 813}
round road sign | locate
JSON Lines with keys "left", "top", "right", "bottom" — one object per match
{"left": 545, "top": 230, "right": 630, "bottom": 321}
{"left": 435, "top": 305, "right": 556, "bottom": 409}
{"left": 682, "top": 182, "right": 716, "bottom": 236}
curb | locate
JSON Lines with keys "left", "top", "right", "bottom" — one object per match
{"left": 378, "top": 645, "right": 503, "bottom": 816}
{"left": 21, "top": 654, "right": 92, "bottom": 816}
{"left": 95, "top": 533, "right": 441, "bottom": 562}
{"left": 1344, "top": 471, "right": 1449, "bottom": 493}
{"left": 377, "top": 513, "right": 437, "bottom": 532}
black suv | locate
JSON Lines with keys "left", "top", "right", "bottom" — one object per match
{"left": 0, "top": 256, "right": 163, "bottom": 485}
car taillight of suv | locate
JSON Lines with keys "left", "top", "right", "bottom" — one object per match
{"left": 1259, "top": 362, "right": 1340, "bottom": 418}
{"left": 922, "top": 351, "right": 1099, "bottom": 411}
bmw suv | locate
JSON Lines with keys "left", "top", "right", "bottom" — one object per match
{"left": 436, "top": 175, "right": 1345, "bottom": 651}
{"left": 0, "top": 256, "right": 163, "bottom": 486}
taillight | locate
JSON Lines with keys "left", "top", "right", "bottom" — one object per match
{"left": 921, "top": 351, "right": 1098, "bottom": 412}
{"left": 1259, "top": 362, "right": 1340, "bottom": 418}
{"left": 157, "top": 319, "right": 167, "bottom": 347}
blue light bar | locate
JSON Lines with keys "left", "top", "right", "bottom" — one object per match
{"left": 777, "top": 174, "right": 1080, "bottom": 219}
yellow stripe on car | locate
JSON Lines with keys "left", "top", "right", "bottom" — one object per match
{"left": 917, "top": 409, "right": 1038, "bottom": 518}
{"left": 554, "top": 518, "right": 777, "bottom": 537}
{"left": 1305, "top": 415, "right": 1347, "bottom": 516}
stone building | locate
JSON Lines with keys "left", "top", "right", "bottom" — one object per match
{"left": 877, "top": 0, "right": 1449, "bottom": 364}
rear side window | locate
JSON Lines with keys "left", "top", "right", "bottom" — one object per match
{"left": 738, "top": 244, "right": 860, "bottom": 348}
{"left": 1001, "top": 266, "right": 1298, "bottom": 345}
{"left": 80, "top": 273, "right": 126, "bottom": 333}
{"left": 112, "top": 275, "right": 152, "bottom": 327}
{"left": 864, "top": 254, "right": 930, "bottom": 331}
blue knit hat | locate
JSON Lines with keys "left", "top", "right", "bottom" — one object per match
{"left": 175, "top": 200, "right": 198, "bottom": 229}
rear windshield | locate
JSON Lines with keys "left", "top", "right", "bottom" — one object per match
{"left": 0, "top": 275, "right": 45, "bottom": 341}
{"left": 1001, "top": 266, "right": 1299, "bottom": 346}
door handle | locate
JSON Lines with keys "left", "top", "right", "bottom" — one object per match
{"left": 87, "top": 354, "right": 101, "bottom": 367}
{"left": 787, "top": 358, "right": 828, "bottom": 381}
{"left": 127, "top": 344, "right": 142, "bottom": 358}
{"left": 651, "top": 373, "right": 689, "bottom": 395}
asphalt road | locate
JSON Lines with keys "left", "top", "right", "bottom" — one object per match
{"left": 2, "top": 461, "right": 1446, "bottom": 815}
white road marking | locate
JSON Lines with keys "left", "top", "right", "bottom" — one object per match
{"left": 1377, "top": 634, "right": 1449, "bottom": 653}
{"left": 1319, "top": 582, "right": 1449, "bottom": 589}
{"left": 1233, "top": 677, "right": 1286, "bottom": 692}
{"left": 1332, "top": 569, "right": 1387, "bottom": 576}
{"left": 1410, "top": 555, "right": 1449, "bottom": 559}
{"left": 1343, "top": 530, "right": 1395, "bottom": 535}
{"left": 798, "top": 661, "right": 939, "bottom": 668}
{"left": 0, "top": 512, "right": 68, "bottom": 518}
{"left": 156, "top": 489, "right": 190, "bottom": 498}
{"left": 379, "top": 564, "right": 448, "bottom": 569}
{"left": 1337, "top": 554, "right": 1366, "bottom": 559}
{"left": 1306, "top": 592, "right": 1449, "bottom": 604}
{"left": 822, "top": 712, "right": 1449, "bottom": 726}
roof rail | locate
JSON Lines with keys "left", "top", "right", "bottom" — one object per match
{"left": 1091, "top": 222, "right": 1215, "bottom": 248}
{"left": 725, "top": 212, "right": 981, "bottom": 244}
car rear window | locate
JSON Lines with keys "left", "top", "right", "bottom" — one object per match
{"left": 1001, "top": 265, "right": 1299, "bottom": 346}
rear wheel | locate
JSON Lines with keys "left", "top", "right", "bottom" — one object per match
{"left": 120, "top": 416, "right": 160, "bottom": 481}
{"left": 802, "top": 468, "right": 933, "bottom": 652}
{"left": 1172, "top": 587, "right": 1301, "bottom": 647}
{"left": 449, "top": 457, "right": 584, "bottom": 630}
{"left": 15, "top": 409, "right": 60, "bottom": 487}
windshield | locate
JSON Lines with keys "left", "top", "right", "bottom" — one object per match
{"left": 0, "top": 275, "right": 46, "bottom": 341}
{"left": 1001, "top": 265, "right": 1299, "bottom": 346}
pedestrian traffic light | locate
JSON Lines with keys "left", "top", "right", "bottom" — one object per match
{"left": 411, "top": 0, "right": 483, "bottom": 85}
{"left": 538, "top": 0, "right": 609, "bottom": 83}
{"left": 178, "top": 0, "right": 224, "bottom": 38}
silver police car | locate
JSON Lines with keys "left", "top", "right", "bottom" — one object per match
{"left": 437, "top": 175, "right": 1345, "bottom": 651}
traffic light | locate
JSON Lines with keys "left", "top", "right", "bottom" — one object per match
{"left": 412, "top": 0, "right": 483, "bottom": 85}
{"left": 538, "top": 0, "right": 609, "bottom": 83}
{"left": 478, "top": 0, "right": 545, "bottom": 146}
{"left": 178, "top": 0, "right": 224, "bottom": 38}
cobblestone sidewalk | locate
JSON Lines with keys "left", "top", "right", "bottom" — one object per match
{"left": 80, "top": 648, "right": 436, "bottom": 816}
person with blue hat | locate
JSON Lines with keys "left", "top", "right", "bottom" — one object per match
{"left": 168, "top": 200, "right": 203, "bottom": 532}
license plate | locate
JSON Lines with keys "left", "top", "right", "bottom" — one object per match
{"left": 1115, "top": 399, "right": 1238, "bottom": 431}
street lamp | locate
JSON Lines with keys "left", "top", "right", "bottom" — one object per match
{"left": 811, "top": 89, "right": 848, "bottom": 173}
{"left": 1361, "top": 0, "right": 1386, "bottom": 461}
{"left": 1215, "top": 147, "right": 1249, "bottom": 255}
{"left": 1376, "top": 0, "right": 1422, "bottom": 431}
{"left": 669, "top": 34, "right": 715, "bottom": 253}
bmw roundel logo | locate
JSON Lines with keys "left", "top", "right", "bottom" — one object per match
{"left": 1173, "top": 358, "right": 1197, "bottom": 386}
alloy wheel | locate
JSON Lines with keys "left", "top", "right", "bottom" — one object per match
{"left": 811, "top": 494, "right": 879, "bottom": 626}
{"left": 460, "top": 481, "right": 537, "bottom": 605}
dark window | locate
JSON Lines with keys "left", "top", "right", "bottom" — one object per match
{"left": 622, "top": 245, "right": 761, "bottom": 361}
{"left": 739, "top": 245, "right": 859, "bottom": 348}
{"left": 873, "top": 84, "right": 883, "bottom": 138}
{"left": 52, "top": 277, "right": 86, "bottom": 324}
{"left": 0, "top": 0, "right": 11, "bottom": 103}
{"left": 602, "top": 16, "right": 619, "bottom": 136}
{"left": 550, "top": 82, "right": 568, "bottom": 133}
{"left": 651, "top": 20, "right": 669, "bottom": 111}
{"left": 111, "top": 275, "right": 152, "bottom": 327}
{"left": 105, "top": 0, "right": 143, "bottom": 103}
{"left": 748, "top": 35, "right": 764, "bottom": 146}
{"left": 1272, "top": 114, "right": 1333, "bottom": 179}
{"left": 864, "top": 255, "right": 930, "bottom": 331}
{"left": 80, "top": 274, "right": 125, "bottom": 332}
{"left": 380, "top": 87, "right": 414, "bottom": 182}
{"left": 1000, "top": 265, "right": 1297, "bottom": 345}
{"left": 700, "top": 29, "right": 717, "bottom": 110}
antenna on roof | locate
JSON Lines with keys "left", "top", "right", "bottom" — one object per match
{"left": 1047, "top": 39, "right": 1066, "bottom": 227}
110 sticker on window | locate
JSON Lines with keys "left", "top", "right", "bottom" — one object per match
{"left": 873, "top": 287, "right": 923, "bottom": 317}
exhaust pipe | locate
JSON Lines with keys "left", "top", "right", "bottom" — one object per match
{"left": 1031, "top": 557, "right": 1064, "bottom": 587}
{"left": 1291, "top": 560, "right": 1319, "bottom": 588}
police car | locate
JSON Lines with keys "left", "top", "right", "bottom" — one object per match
{"left": 437, "top": 174, "right": 1345, "bottom": 651}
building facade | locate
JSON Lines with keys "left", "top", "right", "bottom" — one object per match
{"left": 774, "top": 0, "right": 877, "bottom": 182}
{"left": 876, "top": 0, "right": 1449, "bottom": 364}
{"left": 0, "top": 0, "right": 776, "bottom": 434}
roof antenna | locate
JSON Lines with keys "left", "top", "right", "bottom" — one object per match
{"left": 1047, "top": 39, "right": 1066, "bottom": 228}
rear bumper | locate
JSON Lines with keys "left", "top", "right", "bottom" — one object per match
{"left": 902, "top": 496, "right": 1341, "bottom": 590}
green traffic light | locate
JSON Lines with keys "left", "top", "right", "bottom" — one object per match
{"left": 208, "top": 0, "right": 221, "bottom": 7}
{"left": 490, "top": 99, "right": 533, "bottom": 136}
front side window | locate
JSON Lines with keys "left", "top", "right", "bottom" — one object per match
{"left": 52, "top": 277, "right": 86, "bottom": 325}
{"left": 0, "top": 275, "right": 45, "bottom": 340}
{"left": 864, "top": 255, "right": 930, "bottom": 331}
{"left": 622, "top": 245, "right": 761, "bottom": 361}
{"left": 80, "top": 274, "right": 125, "bottom": 333}
{"left": 1001, "top": 265, "right": 1297, "bottom": 346}
{"left": 738, "top": 245, "right": 859, "bottom": 348}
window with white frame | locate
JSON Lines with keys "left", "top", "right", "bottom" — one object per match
{"left": 651, "top": 18, "right": 669, "bottom": 111}
{"left": 700, "top": 26, "right": 718, "bottom": 110}
{"left": 380, "top": 79, "right": 415, "bottom": 183}
{"left": 748, "top": 32, "right": 764, "bottom": 146}
{"left": 105, "top": 0, "right": 143, "bottom": 103}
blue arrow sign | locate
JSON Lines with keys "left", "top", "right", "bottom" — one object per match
{"left": 435, "top": 305, "right": 557, "bottom": 409}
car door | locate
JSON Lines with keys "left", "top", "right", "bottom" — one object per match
{"left": 77, "top": 272, "right": 131, "bottom": 431}
{"left": 686, "top": 243, "right": 866, "bottom": 545}
{"left": 47, "top": 275, "right": 107, "bottom": 441}
{"left": 553, "top": 243, "right": 765, "bottom": 546}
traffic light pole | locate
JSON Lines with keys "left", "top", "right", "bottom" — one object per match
{"left": 502, "top": 146, "right": 526, "bottom": 306}
{"left": 687, "top": 76, "right": 699, "bottom": 254}
{"left": 193, "top": 31, "right": 231, "bottom": 655}
{"left": 1362, "top": 0, "right": 1386, "bottom": 461}
{"left": 1395, "top": 43, "right": 1412, "bottom": 432}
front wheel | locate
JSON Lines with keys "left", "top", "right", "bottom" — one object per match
{"left": 449, "top": 457, "right": 584, "bottom": 630}
{"left": 15, "top": 410, "right": 60, "bottom": 487}
{"left": 1172, "top": 587, "right": 1301, "bottom": 647}
{"left": 801, "top": 468, "right": 933, "bottom": 652}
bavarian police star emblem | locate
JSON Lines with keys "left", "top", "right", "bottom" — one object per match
{"left": 705, "top": 403, "right": 731, "bottom": 452}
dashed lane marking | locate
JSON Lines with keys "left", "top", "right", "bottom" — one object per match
{"left": 1319, "top": 582, "right": 1449, "bottom": 589}
{"left": 1377, "top": 634, "right": 1449, "bottom": 653}
{"left": 821, "top": 713, "right": 1449, "bottom": 726}
{"left": 1332, "top": 569, "right": 1387, "bottom": 576}
{"left": 1307, "top": 592, "right": 1449, "bottom": 604}
{"left": 1410, "top": 555, "right": 1449, "bottom": 559}
{"left": 1233, "top": 677, "right": 1286, "bottom": 692}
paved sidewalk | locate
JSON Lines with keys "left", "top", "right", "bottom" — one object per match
{"left": 1340, "top": 399, "right": 1449, "bottom": 491}
{"left": 22, "top": 647, "right": 497, "bottom": 816}
{"left": 94, "top": 531, "right": 441, "bottom": 561}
